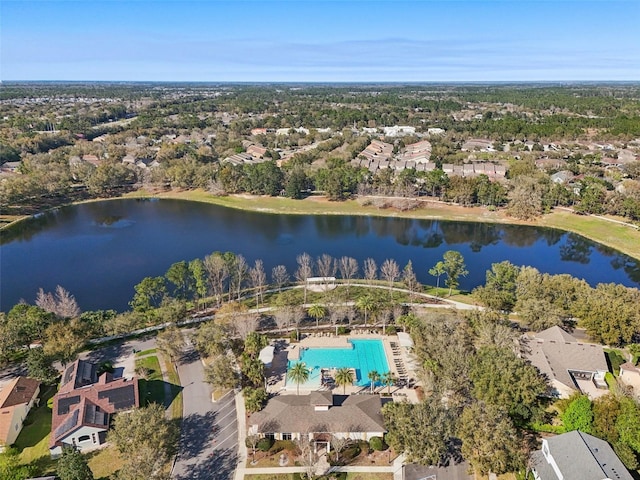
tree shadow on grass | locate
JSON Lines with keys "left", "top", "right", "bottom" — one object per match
{"left": 138, "top": 378, "right": 182, "bottom": 409}
{"left": 14, "top": 386, "right": 55, "bottom": 451}
{"left": 176, "top": 411, "right": 218, "bottom": 461}
{"left": 174, "top": 447, "right": 238, "bottom": 480}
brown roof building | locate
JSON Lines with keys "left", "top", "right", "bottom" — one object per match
{"left": 49, "top": 359, "right": 139, "bottom": 457}
{"left": 248, "top": 392, "right": 385, "bottom": 449}
{"left": 0, "top": 377, "right": 41, "bottom": 449}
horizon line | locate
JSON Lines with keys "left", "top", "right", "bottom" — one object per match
{"left": 3, "top": 79, "right": 640, "bottom": 85}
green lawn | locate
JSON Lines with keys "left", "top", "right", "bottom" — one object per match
{"left": 135, "top": 355, "right": 165, "bottom": 406}
{"left": 15, "top": 386, "right": 57, "bottom": 474}
{"left": 162, "top": 356, "right": 183, "bottom": 420}
{"left": 135, "top": 348, "right": 157, "bottom": 357}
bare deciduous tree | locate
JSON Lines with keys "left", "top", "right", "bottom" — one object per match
{"left": 35, "top": 288, "right": 57, "bottom": 314}
{"left": 233, "top": 313, "right": 260, "bottom": 340}
{"left": 380, "top": 259, "right": 400, "bottom": 298}
{"left": 316, "top": 254, "right": 336, "bottom": 280}
{"left": 273, "top": 306, "right": 294, "bottom": 333}
{"left": 364, "top": 258, "right": 377, "bottom": 286}
{"left": 402, "top": 260, "right": 420, "bottom": 301}
{"left": 338, "top": 256, "right": 358, "bottom": 300}
{"left": 56, "top": 285, "right": 80, "bottom": 317}
{"left": 249, "top": 259, "right": 267, "bottom": 307}
{"left": 295, "top": 252, "right": 313, "bottom": 304}
{"left": 231, "top": 255, "right": 249, "bottom": 300}
{"left": 345, "top": 306, "right": 357, "bottom": 326}
{"left": 329, "top": 306, "right": 347, "bottom": 335}
{"left": 204, "top": 253, "right": 229, "bottom": 306}
{"left": 271, "top": 265, "right": 289, "bottom": 292}
{"left": 36, "top": 285, "right": 81, "bottom": 318}
{"left": 331, "top": 435, "right": 350, "bottom": 464}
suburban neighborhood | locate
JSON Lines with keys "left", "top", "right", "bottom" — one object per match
{"left": 1, "top": 78, "right": 640, "bottom": 480}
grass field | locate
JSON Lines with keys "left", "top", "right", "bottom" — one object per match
{"left": 15, "top": 386, "right": 56, "bottom": 474}
{"left": 162, "top": 355, "right": 183, "bottom": 420}
{"left": 124, "top": 189, "right": 640, "bottom": 261}
{"left": 136, "top": 355, "right": 165, "bottom": 406}
{"left": 135, "top": 347, "right": 157, "bottom": 356}
{"left": 87, "top": 446, "right": 123, "bottom": 480}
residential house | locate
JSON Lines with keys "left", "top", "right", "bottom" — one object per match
{"left": 358, "top": 140, "right": 394, "bottom": 170}
{"left": 49, "top": 359, "right": 139, "bottom": 457}
{"left": 0, "top": 377, "right": 41, "bottom": 450}
{"left": 619, "top": 363, "right": 640, "bottom": 398}
{"left": 397, "top": 140, "right": 432, "bottom": 164}
{"left": 0, "top": 161, "right": 21, "bottom": 173}
{"left": 550, "top": 171, "right": 574, "bottom": 184}
{"left": 247, "top": 145, "right": 267, "bottom": 159}
{"left": 248, "top": 392, "right": 385, "bottom": 451}
{"left": 531, "top": 430, "right": 633, "bottom": 480}
{"left": 521, "top": 326, "right": 609, "bottom": 399}
{"left": 383, "top": 125, "right": 416, "bottom": 137}
{"left": 223, "top": 152, "right": 264, "bottom": 166}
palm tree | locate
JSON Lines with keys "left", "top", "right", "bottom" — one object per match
{"left": 308, "top": 304, "right": 326, "bottom": 328}
{"left": 288, "top": 361, "right": 310, "bottom": 396}
{"left": 368, "top": 370, "right": 380, "bottom": 394}
{"left": 335, "top": 367, "right": 355, "bottom": 395}
{"left": 356, "top": 295, "right": 375, "bottom": 326}
{"left": 382, "top": 371, "right": 396, "bottom": 395}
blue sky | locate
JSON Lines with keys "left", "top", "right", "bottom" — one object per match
{"left": 1, "top": 0, "right": 638, "bottom": 82}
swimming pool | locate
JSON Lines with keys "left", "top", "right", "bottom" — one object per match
{"left": 286, "top": 339, "right": 390, "bottom": 389}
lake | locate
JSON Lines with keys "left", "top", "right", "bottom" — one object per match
{"left": 1, "top": 198, "right": 639, "bottom": 312}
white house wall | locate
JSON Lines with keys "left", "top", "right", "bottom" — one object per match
{"left": 59, "top": 425, "right": 106, "bottom": 452}
{"left": 1, "top": 386, "right": 39, "bottom": 446}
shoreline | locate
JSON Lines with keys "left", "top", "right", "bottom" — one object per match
{"left": 3, "top": 188, "right": 640, "bottom": 261}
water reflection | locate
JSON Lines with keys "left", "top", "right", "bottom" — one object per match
{"left": 1, "top": 198, "right": 638, "bottom": 312}
{"left": 560, "top": 233, "right": 592, "bottom": 264}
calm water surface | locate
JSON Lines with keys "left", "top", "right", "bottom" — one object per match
{"left": 1, "top": 199, "right": 638, "bottom": 312}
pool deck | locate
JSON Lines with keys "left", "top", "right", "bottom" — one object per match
{"left": 266, "top": 333, "right": 420, "bottom": 403}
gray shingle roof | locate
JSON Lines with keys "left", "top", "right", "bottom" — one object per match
{"left": 249, "top": 394, "right": 385, "bottom": 435}
{"left": 521, "top": 327, "right": 608, "bottom": 390}
{"left": 532, "top": 431, "right": 633, "bottom": 480}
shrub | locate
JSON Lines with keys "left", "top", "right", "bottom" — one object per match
{"left": 289, "top": 330, "right": 299, "bottom": 343}
{"left": 257, "top": 437, "right": 274, "bottom": 452}
{"left": 386, "top": 325, "right": 397, "bottom": 335}
{"left": 337, "top": 326, "right": 349, "bottom": 335}
{"left": 369, "top": 436, "right": 387, "bottom": 451}
{"left": 271, "top": 439, "right": 296, "bottom": 453}
{"left": 342, "top": 443, "right": 361, "bottom": 460}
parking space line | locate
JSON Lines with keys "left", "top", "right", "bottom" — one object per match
{"left": 215, "top": 430, "right": 238, "bottom": 448}
{"left": 216, "top": 408, "right": 237, "bottom": 424}
{"left": 215, "top": 420, "right": 237, "bottom": 438}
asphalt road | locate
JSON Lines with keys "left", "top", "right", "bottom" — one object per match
{"left": 173, "top": 340, "right": 238, "bottom": 480}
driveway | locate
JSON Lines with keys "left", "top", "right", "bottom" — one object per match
{"left": 81, "top": 336, "right": 157, "bottom": 379}
{"left": 173, "top": 339, "right": 238, "bottom": 480}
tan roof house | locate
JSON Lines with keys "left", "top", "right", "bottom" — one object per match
{"left": 247, "top": 145, "right": 267, "bottom": 159}
{"left": 0, "top": 377, "right": 41, "bottom": 450}
{"left": 248, "top": 392, "right": 385, "bottom": 450}
{"left": 521, "top": 326, "right": 609, "bottom": 399}
{"left": 49, "top": 359, "right": 139, "bottom": 457}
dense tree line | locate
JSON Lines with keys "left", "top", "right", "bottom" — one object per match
{"left": 474, "top": 261, "right": 640, "bottom": 345}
